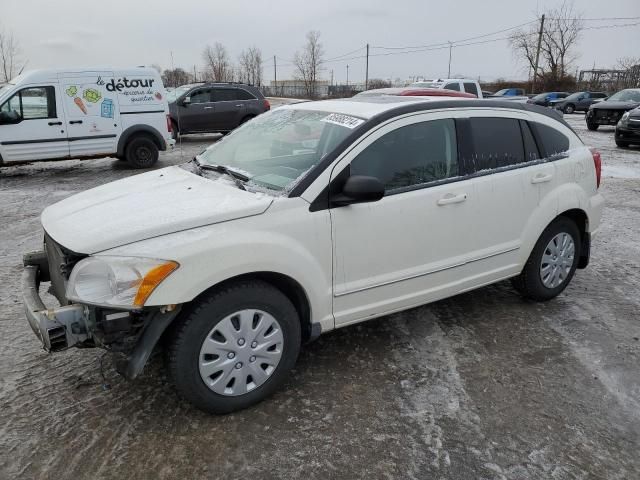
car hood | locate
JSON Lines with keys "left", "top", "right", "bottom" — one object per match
{"left": 592, "top": 101, "right": 640, "bottom": 111}
{"left": 41, "top": 165, "right": 274, "bottom": 254}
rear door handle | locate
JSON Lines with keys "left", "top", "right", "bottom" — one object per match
{"left": 531, "top": 173, "right": 553, "bottom": 184}
{"left": 437, "top": 193, "right": 467, "bottom": 206}
{"left": 69, "top": 120, "right": 83, "bottom": 125}
{"left": 204, "top": 106, "right": 214, "bottom": 110}
{"left": 235, "top": 104, "right": 243, "bottom": 107}
{"left": 48, "top": 121, "right": 63, "bottom": 126}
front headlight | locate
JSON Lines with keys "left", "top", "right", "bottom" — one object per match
{"left": 66, "top": 256, "right": 179, "bottom": 308}
{"left": 620, "top": 111, "right": 630, "bottom": 123}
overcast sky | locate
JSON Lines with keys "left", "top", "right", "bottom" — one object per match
{"left": 3, "top": 0, "right": 639, "bottom": 83}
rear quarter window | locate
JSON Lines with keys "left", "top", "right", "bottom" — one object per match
{"left": 531, "top": 122, "right": 570, "bottom": 157}
{"left": 236, "top": 89, "right": 256, "bottom": 100}
{"left": 463, "top": 82, "right": 479, "bottom": 97}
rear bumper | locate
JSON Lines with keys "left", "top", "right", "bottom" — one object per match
{"left": 22, "top": 259, "right": 88, "bottom": 352}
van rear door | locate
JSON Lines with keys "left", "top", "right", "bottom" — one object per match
{"left": 0, "top": 84, "right": 69, "bottom": 162}
{"left": 60, "top": 73, "right": 119, "bottom": 158}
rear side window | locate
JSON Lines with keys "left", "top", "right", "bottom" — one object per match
{"left": 532, "top": 122, "right": 570, "bottom": 157}
{"left": 468, "top": 117, "right": 524, "bottom": 170}
{"left": 236, "top": 89, "right": 255, "bottom": 100}
{"left": 212, "top": 89, "right": 237, "bottom": 102}
{"left": 520, "top": 121, "right": 540, "bottom": 161}
{"left": 351, "top": 119, "right": 458, "bottom": 192}
{"left": 444, "top": 82, "right": 460, "bottom": 91}
{"left": 463, "top": 82, "right": 479, "bottom": 97}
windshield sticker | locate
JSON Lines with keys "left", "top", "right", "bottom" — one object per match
{"left": 321, "top": 113, "right": 364, "bottom": 129}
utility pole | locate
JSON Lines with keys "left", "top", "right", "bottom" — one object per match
{"left": 447, "top": 42, "right": 452, "bottom": 78}
{"left": 532, "top": 14, "right": 545, "bottom": 93}
{"left": 330, "top": 70, "right": 334, "bottom": 86}
{"left": 273, "top": 56, "right": 277, "bottom": 96}
{"left": 346, "top": 64, "right": 349, "bottom": 87}
{"left": 193, "top": 65, "right": 197, "bottom": 83}
{"left": 365, "top": 43, "right": 369, "bottom": 90}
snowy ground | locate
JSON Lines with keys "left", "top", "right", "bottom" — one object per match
{"left": 0, "top": 113, "right": 639, "bottom": 479}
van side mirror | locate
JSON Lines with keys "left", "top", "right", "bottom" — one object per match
{"left": 0, "top": 110, "right": 21, "bottom": 124}
{"left": 331, "top": 175, "right": 385, "bottom": 206}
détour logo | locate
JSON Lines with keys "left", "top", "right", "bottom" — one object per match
{"left": 102, "top": 77, "right": 156, "bottom": 92}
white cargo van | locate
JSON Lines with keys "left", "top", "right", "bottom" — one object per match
{"left": 0, "top": 67, "right": 174, "bottom": 168}
{"left": 410, "top": 78, "right": 483, "bottom": 98}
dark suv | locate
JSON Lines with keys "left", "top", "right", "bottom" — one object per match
{"left": 167, "top": 83, "right": 270, "bottom": 138}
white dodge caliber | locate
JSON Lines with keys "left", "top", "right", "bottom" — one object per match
{"left": 23, "top": 96, "right": 604, "bottom": 413}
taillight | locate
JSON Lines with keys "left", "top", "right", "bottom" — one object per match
{"left": 590, "top": 147, "right": 601, "bottom": 188}
{"left": 263, "top": 99, "right": 270, "bottom": 110}
{"left": 166, "top": 115, "right": 172, "bottom": 133}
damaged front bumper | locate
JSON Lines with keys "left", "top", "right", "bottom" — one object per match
{"left": 22, "top": 249, "right": 180, "bottom": 379}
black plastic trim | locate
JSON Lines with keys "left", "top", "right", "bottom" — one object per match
{"left": 120, "top": 110, "right": 165, "bottom": 115}
{"left": 289, "top": 100, "right": 572, "bottom": 198}
{"left": 1, "top": 137, "right": 66, "bottom": 145}
{"left": 68, "top": 134, "right": 117, "bottom": 142}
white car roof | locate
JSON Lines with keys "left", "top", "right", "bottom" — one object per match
{"left": 280, "top": 96, "right": 464, "bottom": 120}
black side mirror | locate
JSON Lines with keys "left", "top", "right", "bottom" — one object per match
{"left": 180, "top": 97, "right": 191, "bottom": 107}
{"left": 332, "top": 175, "right": 385, "bottom": 206}
{"left": 0, "top": 110, "right": 20, "bottom": 124}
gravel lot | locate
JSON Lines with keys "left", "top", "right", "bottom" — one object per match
{"left": 1, "top": 110, "right": 639, "bottom": 480}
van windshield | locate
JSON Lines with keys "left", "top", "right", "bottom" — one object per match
{"left": 197, "top": 108, "right": 360, "bottom": 193}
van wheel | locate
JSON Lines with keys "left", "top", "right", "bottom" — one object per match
{"left": 586, "top": 121, "right": 599, "bottom": 131}
{"left": 125, "top": 136, "right": 159, "bottom": 168}
{"left": 167, "top": 280, "right": 301, "bottom": 414}
{"left": 511, "top": 217, "right": 580, "bottom": 302}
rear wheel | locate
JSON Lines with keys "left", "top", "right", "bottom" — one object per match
{"left": 586, "top": 121, "right": 599, "bottom": 131}
{"left": 168, "top": 280, "right": 301, "bottom": 414}
{"left": 125, "top": 135, "right": 159, "bottom": 168}
{"left": 511, "top": 217, "right": 580, "bottom": 301}
{"left": 563, "top": 104, "right": 575, "bottom": 114}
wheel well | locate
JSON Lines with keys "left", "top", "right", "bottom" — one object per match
{"left": 558, "top": 208, "right": 589, "bottom": 268}
{"left": 559, "top": 208, "right": 587, "bottom": 240}
{"left": 185, "top": 272, "right": 313, "bottom": 343}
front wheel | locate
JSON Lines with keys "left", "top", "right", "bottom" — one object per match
{"left": 167, "top": 280, "right": 301, "bottom": 414}
{"left": 511, "top": 217, "right": 580, "bottom": 301}
{"left": 586, "top": 121, "right": 599, "bottom": 131}
{"left": 615, "top": 138, "right": 630, "bottom": 148}
{"left": 563, "top": 104, "right": 575, "bottom": 114}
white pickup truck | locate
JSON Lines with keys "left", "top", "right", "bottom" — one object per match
{"left": 410, "top": 78, "right": 483, "bottom": 98}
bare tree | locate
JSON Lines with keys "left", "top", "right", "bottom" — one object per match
{"left": 510, "top": 1, "right": 583, "bottom": 88}
{"left": 367, "top": 78, "right": 392, "bottom": 90}
{"left": 238, "top": 47, "right": 263, "bottom": 86}
{"left": 202, "top": 43, "right": 232, "bottom": 82}
{"left": 293, "top": 31, "right": 324, "bottom": 98}
{"left": 162, "top": 68, "right": 192, "bottom": 88}
{"left": 0, "top": 25, "right": 25, "bottom": 83}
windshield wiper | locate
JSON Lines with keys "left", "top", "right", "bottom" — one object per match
{"left": 192, "top": 156, "right": 248, "bottom": 191}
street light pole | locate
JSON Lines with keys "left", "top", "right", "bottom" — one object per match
{"left": 346, "top": 64, "right": 349, "bottom": 87}
{"left": 447, "top": 42, "right": 452, "bottom": 78}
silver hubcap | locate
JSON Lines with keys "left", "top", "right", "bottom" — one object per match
{"left": 198, "top": 309, "right": 284, "bottom": 396}
{"left": 540, "top": 233, "right": 575, "bottom": 288}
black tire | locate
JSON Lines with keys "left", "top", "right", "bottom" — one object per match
{"left": 511, "top": 217, "right": 581, "bottom": 302}
{"left": 563, "top": 104, "right": 575, "bottom": 114}
{"left": 167, "top": 280, "right": 301, "bottom": 414}
{"left": 171, "top": 121, "right": 180, "bottom": 141}
{"left": 125, "top": 135, "right": 159, "bottom": 168}
{"left": 240, "top": 115, "right": 255, "bottom": 125}
{"left": 586, "top": 121, "right": 599, "bottom": 131}
{"left": 615, "top": 139, "right": 630, "bottom": 148}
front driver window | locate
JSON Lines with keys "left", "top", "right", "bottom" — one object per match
{"left": 1, "top": 87, "right": 55, "bottom": 121}
{"left": 350, "top": 119, "right": 458, "bottom": 192}
{"left": 190, "top": 89, "right": 211, "bottom": 104}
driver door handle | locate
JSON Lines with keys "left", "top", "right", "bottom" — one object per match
{"left": 531, "top": 173, "right": 553, "bottom": 184}
{"left": 69, "top": 120, "right": 83, "bottom": 125}
{"left": 48, "top": 121, "right": 63, "bottom": 126}
{"left": 235, "top": 104, "right": 243, "bottom": 107}
{"left": 437, "top": 193, "right": 467, "bottom": 206}
{"left": 204, "top": 106, "right": 214, "bottom": 110}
